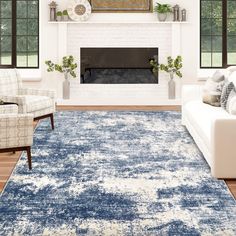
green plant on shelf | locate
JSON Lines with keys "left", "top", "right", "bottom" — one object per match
{"left": 63, "top": 10, "right": 68, "bottom": 16}
{"left": 154, "top": 3, "right": 172, "bottom": 13}
{"left": 56, "top": 11, "right": 62, "bottom": 17}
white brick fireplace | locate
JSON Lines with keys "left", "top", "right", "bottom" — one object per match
{"left": 52, "top": 19, "right": 186, "bottom": 105}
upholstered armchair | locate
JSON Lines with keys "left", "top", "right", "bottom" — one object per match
{"left": 0, "top": 104, "right": 34, "bottom": 169}
{"left": 0, "top": 69, "right": 56, "bottom": 129}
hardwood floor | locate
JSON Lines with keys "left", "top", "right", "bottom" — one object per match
{"left": 0, "top": 105, "right": 235, "bottom": 200}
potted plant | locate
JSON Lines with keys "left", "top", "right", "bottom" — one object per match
{"left": 150, "top": 56, "right": 183, "bottom": 99}
{"left": 45, "top": 56, "right": 77, "bottom": 99}
{"left": 63, "top": 10, "right": 69, "bottom": 21}
{"left": 154, "top": 3, "right": 172, "bottom": 22}
{"left": 56, "top": 11, "right": 62, "bottom": 21}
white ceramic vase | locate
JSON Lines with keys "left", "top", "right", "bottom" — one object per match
{"left": 168, "top": 72, "right": 176, "bottom": 99}
{"left": 63, "top": 73, "right": 70, "bottom": 100}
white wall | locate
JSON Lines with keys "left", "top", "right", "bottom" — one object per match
{"left": 23, "top": 0, "right": 201, "bottom": 105}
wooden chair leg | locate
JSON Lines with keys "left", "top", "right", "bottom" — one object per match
{"left": 50, "top": 113, "right": 54, "bottom": 130}
{"left": 26, "top": 147, "right": 32, "bottom": 170}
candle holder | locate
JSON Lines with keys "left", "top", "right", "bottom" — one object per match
{"left": 173, "top": 4, "right": 180, "bottom": 22}
{"left": 181, "top": 9, "right": 187, "bottom": 22}
{"left": 49, "top": 1, "right": 57, "bottom": 21}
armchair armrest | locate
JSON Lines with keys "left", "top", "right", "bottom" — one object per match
{"left": 0, "top": 113, "right": 33, "bottom": 127}
{"left": 0, "top": 113, "right": 34, "bottom": 149}
{"left": 212, "top": 118, "right": 236, "bottom": 178}
{"left": 0, "top": 95, "right": 26, "bottom": 105}
{"left": 0, "top": 105, "right": 18, "bottom": 114}
{"left": 182, "top": 85, "right": 203, "bottom": 107}
{"left": 19, "top": 88, "right": 56, "bottom": 99}
{"left": 0, "top": 95, "right": 27, "bottom": 113}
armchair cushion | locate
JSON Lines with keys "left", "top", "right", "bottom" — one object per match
{"left": 24, "top": 95, "right": 54, "bottom": 113}
{"left": 19, "top": 88, "right": 56, "bottom": 99}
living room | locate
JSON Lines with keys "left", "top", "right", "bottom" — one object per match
{"left": 0, "top": 0, "right": 236, "bottom": 235}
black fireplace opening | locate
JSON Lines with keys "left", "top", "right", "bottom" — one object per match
{"left": 80, "top": 48, "right": 158, "bottom": 84}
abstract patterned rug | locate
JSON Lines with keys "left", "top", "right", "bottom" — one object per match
{"left": 0, "top": 111, "right": 236, "bottom": 235}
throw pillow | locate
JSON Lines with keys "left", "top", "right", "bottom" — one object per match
{"left": 228, "top": 71, "right": 236, "bottom": 86}
{"left": 211, "top": 70, "right": 225, "bottom": 82}
{"left": 220, "top": 81, "right": 235, "bottom": 109}
{"left": 203, "top": 70, "right": 225, "bottom": 107}
{"left": 226, "top": 88, "right": 236, "bottom": 115}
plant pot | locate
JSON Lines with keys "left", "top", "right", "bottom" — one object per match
{"left": 63, "top": 74, "right": 70, "bottom": 99}
{"left": 63, "top": 15, "right": 69, "bottom": 21}
{"left": 158, "top": 13, "right": 167, "bottom": 22}
{"left": 168, "top": 73, "right": 175, "bottom": 99}
{"left": 57, "top": 16, "right": 62, "bottom": 21}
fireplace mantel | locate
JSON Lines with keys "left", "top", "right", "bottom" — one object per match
{"left": 48, "top": 21, "right": 188, "bottom": 25}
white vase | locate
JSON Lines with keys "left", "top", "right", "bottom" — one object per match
{"left": 158, "top": 13, "right": 167, "bottom": 22}
{"left": 63, "top": 15, "right": 69, "bottom": 21}
{"left": 168, "top": 73, "right": 176, "bottom": 99}
{"left": 63, "top": 73, "right": 70, "bottom": 100}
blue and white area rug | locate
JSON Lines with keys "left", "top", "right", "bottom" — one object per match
{"left": 0, "top": 111, "right": 236, "bottom": 235}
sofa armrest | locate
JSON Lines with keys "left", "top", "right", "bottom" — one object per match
{"left": 19, "top": 88, "right": 56, "bottom": 99}
{"left": 211, "top": 118, "right": 236, "bottom": 178}
{"left": 0, "top": 105, "right": 18, "bottom": 114}
{"left": 182, "top": 85, "right": 203, "bottom": 107}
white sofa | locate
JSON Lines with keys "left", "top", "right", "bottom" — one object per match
{"left": 182, "top": 85, "right": 236, "bottom": 178}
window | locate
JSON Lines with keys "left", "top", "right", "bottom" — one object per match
{"left": 0, "top": 0, "right": 39, "bottom": 68}
{"left": 200, "top": 0, "right": 236, "bottom": 68}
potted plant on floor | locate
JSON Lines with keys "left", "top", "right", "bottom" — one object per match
{"left": 150, "top": 55, "right": 183, "bottom": 99}
{"left": 154, "top": 3, "right": 172, "bottom": 22}
{"left": 45, "top": 56, "right": 77, "bottom": 99}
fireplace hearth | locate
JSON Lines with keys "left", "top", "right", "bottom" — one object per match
{"left": 80, "top": 48, "right": 158, "bottom": 84}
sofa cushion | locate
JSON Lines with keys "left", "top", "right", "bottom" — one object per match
{"left": 24, "top": 95, "right": 53, "bottom": 113}
{"left": 184, "top": 101, "right": 231, "bottom": 149}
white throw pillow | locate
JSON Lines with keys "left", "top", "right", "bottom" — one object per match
{"left": 203, "top": 70, "right": 225, "bottom": 106}
{"left": 227, "top": 66, "right": 236, "bottom": 75}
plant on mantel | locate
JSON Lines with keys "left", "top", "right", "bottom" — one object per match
{"left": 154, "top": 3, "right": 172, "bottom": 22}
{"left": 150, "top": 56, "right": 183, "bottom": 99}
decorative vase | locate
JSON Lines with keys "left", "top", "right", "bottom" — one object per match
{"left": 57, "top": 15, "right": 62, "bottom": 21}
{"left": 63, "top": 73, "right": 70, "bottom": 99}
{"left": 168, "top": 72, "right": 175, "bottom": 99}
{"left": 158, "top": 13, "right": 167, "bottom": 22}
{"left": 63, "top": 15, "right": 69, "bottom": 21}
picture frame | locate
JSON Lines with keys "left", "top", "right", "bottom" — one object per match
{"left": 89, "top": 0, "right": 153, "bottom": 13}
